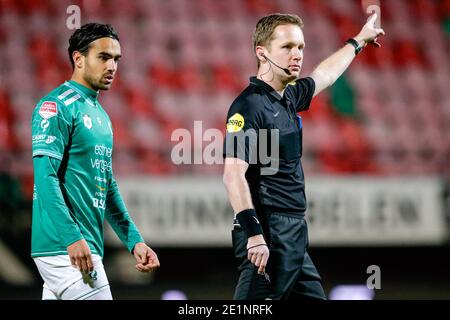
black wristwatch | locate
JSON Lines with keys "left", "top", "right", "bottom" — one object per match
{"left": 345, "top": 38, "right": 364, "bottom": 55}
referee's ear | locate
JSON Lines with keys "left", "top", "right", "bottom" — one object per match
{"left": 255, "top": 46, "right": 266, "bottom": 63}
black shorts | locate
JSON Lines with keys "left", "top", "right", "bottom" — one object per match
{"left": 232, "top": 213, "right": 326, "bottom": 300}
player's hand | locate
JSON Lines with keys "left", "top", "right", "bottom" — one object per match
{"left": 355, "top": 13, "right": 385, "bottom": 48}
{"left": 67, "top": 239, "right": 94, "bottom": 273}
{"left": 247, "top": 234, "right": 269, "bottom": 275}
{"left": 133, "top": 242, "right": 160, "bottom": 273}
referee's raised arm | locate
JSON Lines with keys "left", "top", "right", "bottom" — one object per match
{"left": 310, "top": 13, "right": 385, "bottom": 97}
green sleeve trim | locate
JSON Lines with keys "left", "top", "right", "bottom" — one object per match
{"left": 32, "top": 150, "right": 63, "bottom": 160}
{"left": 31, "top": 248, "right": 101, "bottom": 258}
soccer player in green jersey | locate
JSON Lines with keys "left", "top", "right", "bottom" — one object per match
{"left": 31, "top": 23, "right": 160, "bottom": 300}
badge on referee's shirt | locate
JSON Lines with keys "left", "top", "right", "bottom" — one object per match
{"left": 227, "top": 113, "right": 245, "bottom": 133}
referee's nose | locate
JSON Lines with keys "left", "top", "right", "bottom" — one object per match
{"left": 292, "top": 47, "right": 303, "bottom": 62}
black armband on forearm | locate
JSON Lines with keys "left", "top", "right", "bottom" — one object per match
{"left": 236, "top": 209, "right": 263, "bottom": 237}
{"left": 345, "top": 38, "right": 364, "bottom": 55}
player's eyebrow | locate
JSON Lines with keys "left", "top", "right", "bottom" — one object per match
{"left": 98, "top": 52, "right": 122, "bottom": 60}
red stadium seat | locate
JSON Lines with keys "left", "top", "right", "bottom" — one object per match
{"left": 1, "top": 0, "right": 448, "bottom": 177}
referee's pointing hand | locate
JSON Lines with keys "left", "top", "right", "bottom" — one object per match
{"left": 355, "top": 13, "right": 386, "bottom": 48}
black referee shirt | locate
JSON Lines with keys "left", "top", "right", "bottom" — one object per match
{"left": 224, "top": 76, "right": 315, "bottom": 216}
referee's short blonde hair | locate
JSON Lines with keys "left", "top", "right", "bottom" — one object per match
{"left": 253, "top": 13, "right": 304, "bottom": 66}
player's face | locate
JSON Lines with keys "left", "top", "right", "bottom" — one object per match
{"left": 267, "top": 24, "right": 305, "bottom": 80}
{"left": 82, "top": 38, "right": 121, "bottom": 91}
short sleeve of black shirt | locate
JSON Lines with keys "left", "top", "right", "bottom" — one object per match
{"left": 223, "top": 96, "right": 264, "bottom": 164}
{"left": 284, "top": 77, "right": 316, "bottom": 112}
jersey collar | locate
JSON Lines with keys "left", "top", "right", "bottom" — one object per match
{"left": 67, "top": 80, "right": 99, "bottom": 101}
{"left": 249, "top": 77, "right": 283, "bottom": 101}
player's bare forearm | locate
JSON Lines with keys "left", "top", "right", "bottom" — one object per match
{"left": 223, "top": 157, "right": 254, "bottom": 213}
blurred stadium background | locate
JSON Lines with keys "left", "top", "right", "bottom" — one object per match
{"left": 0, "top": 0, "right": 450, "bottom": 300}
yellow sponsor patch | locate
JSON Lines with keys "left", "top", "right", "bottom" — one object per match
{"left": 227, "top": 113, "right": 245, "bottom": 133}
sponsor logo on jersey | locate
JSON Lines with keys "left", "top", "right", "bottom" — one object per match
{"left": 39, "top": 101, "right": 58, "bottom": 119}
{"left": 90, "top": 158, "right": 112, "bottom": 173}
{"left": 94, "top": 176, "right": 108, "bottom": 184}
{"left": 40, "top": 119, "right": 49, "bottom": 131}
{"left": 227, "top": 113, "right": 245, "bottom": 133}
{"left": 95, "top": 191, "right": 106, "bottom": 198}
{"left": 83, "top": 114, "right": 92, "bottom": 129}
{"left": 95, "top": 184, "right": 106, "bottom": 192}
{"left": 32, "top": 134, "right": 46, "bottom": 144}
{"left": 94, "top": 144, "right": 113, "bottom": 158}
{"left": 45, "top": 136, "right": 56, "bottom": 144}
{"left": 90, "top": 145, "right": 113, "bottom": 173}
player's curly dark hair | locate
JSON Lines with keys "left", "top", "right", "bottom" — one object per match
{"left": 68, "top": 23, "right": 119, "bottom": 69}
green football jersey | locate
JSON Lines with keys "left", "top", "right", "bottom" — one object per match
{"left": 31, "top": 80, "right": 143, "bottom": 258}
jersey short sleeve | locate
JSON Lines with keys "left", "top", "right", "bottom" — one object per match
{"left": 31, "top": 97, "right": 72, "bottom": 160}
{"left": 223, "top": 98, "right": 263, "bottom": 164}
{"left": 284, "top": 77, "right": 316, "bottom": 112}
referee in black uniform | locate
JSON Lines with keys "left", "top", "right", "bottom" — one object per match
{"left": 223, "top": 13, "right": 384, "bottom": 300}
